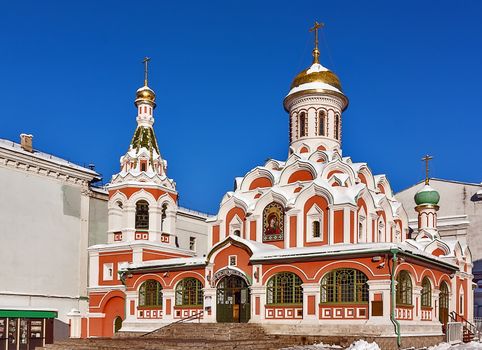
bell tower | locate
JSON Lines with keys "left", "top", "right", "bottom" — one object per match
{"left": 283, "top": 22, "right": 348, "bottom": 154}
{"left": 107, "top": 58, "right": 178, "bottom": 245}
{"left": 414, "top": 155, "right": 440, "bottom": 238}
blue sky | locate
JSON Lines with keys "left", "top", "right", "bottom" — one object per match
{"left": 1, "top": 1, "right": 481, "bottom": 214}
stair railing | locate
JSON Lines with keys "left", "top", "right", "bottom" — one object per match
{"left": 449, "top": 311, "right": 478, "bottom": 341}
{"left": 140, "top": 310, "right": 204, "bottom": 338}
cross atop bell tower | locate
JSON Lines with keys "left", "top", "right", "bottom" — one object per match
{"left": 421, "top": 154, "right": 433, "bottom": 185}
{"left": 309, "top": 21, "right": 324, "bottom": 64}
{"left": 143, "top": 57, "right": 150, "bottom": 86}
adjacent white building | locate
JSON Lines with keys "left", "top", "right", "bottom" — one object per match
{"left": 0, "top": 134, "right": 108, "bottom": 347}
{"left": 397, "top": 178, "right": 482, "bottom": 316}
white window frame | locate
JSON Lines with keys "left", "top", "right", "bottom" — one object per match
{"left": 189, "top": 236, "right": 196, "bottom": 251}
{"left": 103, "top": 263, "right": 114, "bottom": 281}
{"left": 229, "top": 215, "right": 243, "bottom": 238}
{"left": 228, "top": 255, "right": 237, "bottom": 266}
{"left": 306, "top": 205, "right": 324, "bottom": 243}
{"left": 378, "top": 219, "right": 385, "bottom": 243}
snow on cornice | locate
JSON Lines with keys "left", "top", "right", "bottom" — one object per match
{"left": 0, "top": 138, "right": 99, "bottom": 181}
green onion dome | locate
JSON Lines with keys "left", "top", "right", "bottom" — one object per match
{"left": 414, "top": 184, "right": 440, "bottom": 205}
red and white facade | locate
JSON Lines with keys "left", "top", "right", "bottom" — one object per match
{"left": 78, "top": 45, "right": 473, "bottom": 341}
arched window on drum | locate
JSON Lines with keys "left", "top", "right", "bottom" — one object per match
{"left": 320, "top": 269, "right": 368, "bottom": 304}
{"left": 318, "top": 110, "right": 326, "bottom": 136}
{"left": 299, "top": 112, "right": 307, "bottom": 137}
{"left": 266, "top": 272, "right": 303, "bottom": 305}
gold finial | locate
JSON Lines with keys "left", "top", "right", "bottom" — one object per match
{"left": 421, "top": 154, "right": 433, "bottom": 185}
{"left": 309, "top": 21, "right": 324, "bottom": 64}
{"left": 142, "top": 57, "right": 151, "bottom": 86}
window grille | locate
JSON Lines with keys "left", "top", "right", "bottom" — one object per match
{"left": 334, "top": 115, "right": 340, "bottom": 140}
{"left": 175, "top": 278, "right": 203, "bottom": 306}
{"left": 439, "top": 282, "right": 449, "bottom": 309}
{"left": 299, "top": 112, "right": 307, "bottom": 137}
{"left": 318, "top": 111, "right": 325, "bottom": 136}
{"left": 266, "top": 272, "right": 303, "bottom": 305}
{"left": 320, "top": 269, "right": 368, "bottom": 303}
{"left": 189, "top": 237, "right": 196, "bottom": 251}
{"left": 396, "top": 270, "right": 412, "bottom": 306}
{"left": 135, "top": 200, "right": 149, "bottom": 229}
{"left": 312, "top": 221, "right": 321, "bottom": 238}
{"left": 160, "top": 203, "right": 167, "bottom": 231}
{"left": 139, "top": 280, "right": 163, "bottom": 307}
{"left": 421, "top": 277, "right": 432, "bottom": 307}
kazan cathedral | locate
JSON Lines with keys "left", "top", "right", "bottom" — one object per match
{"left": 80, "top": 27, "right": 473, "bottom": 346}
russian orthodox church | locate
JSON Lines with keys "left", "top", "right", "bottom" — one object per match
{"left": 80, "top": 25, "right": 473, "bottom": 346}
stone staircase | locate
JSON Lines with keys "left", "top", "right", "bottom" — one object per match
{"left": 38, "top": 323, "right": 317, "bottom": 350}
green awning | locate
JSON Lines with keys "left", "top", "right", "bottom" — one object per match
{"left": 0, "top": 310, "right": 58, "bottom": 318}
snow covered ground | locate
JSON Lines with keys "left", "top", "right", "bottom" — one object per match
{"left": 282, "top": 340, "right": 482, "bottom": 350}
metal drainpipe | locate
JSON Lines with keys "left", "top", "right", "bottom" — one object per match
{"left": 390, "top": 249, "right": 401, "bottom": 348}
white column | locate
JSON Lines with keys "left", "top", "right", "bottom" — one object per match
{"left": 89, "top": 251, "right": 99, "bottom": 288}
{"left": 79, "top": 187, "right": 91, "bottom": 300}
{"left": 343, "top": 207, "right": 350, "bottom": 243}
{"left": 125, "top": 203, "right": 136, "bottom": 241}
{"left": 301, "top": 283, "right": 319, "bottom": 323}
{"left": 203, "top": 287, "right": 216, "bottom": 323}
{"left": 163, "top": 289, "right": 175, "bottom": 323}
{"left": 366, "top": 280, "right": 392, "bottom": 324}
{"left": 250, "top": 286, "right": 266, "bottom": 323}
{"left": 328, "top": 206, "right": 334, "bottom": 245}
{"left": 433, "top": 289, "right": 440, "bottom": 324}
{"left": 413, "top": 286, "right": 422, "bottom": 321}
{"left": 67, "top": 309, "right": 82, "bottom": 338}
{"left": 124, "top": 291, "right": 137, "bottom": 322}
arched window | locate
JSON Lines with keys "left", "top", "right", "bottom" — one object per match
{"left": 378, "top": 219, "right": 384, "bottom": 242}
{"left": 321, "top": 269, "right": 368, "bottom": 303}
{"left": 334, "top": 115, "right": 340, "bottom": 140}
{"left": 160, "top": 203, "right": 167, "bottom": 232}
{"left": 421, "top": 277, "right": 432, "bottom": 307}
{"left": 175, "top": 278, "right": 203, "bottom": 306}
{"left": 358, "top": 222, "right": 363, "bottom": 240}
{"left": 266, "top": 272, "right": 303, "bottom": 305}
{"left": 139, "top": 280, "right": 163, "bottom": 307}
{"left": 233, "top": 230, "right": 241, "bottom": 237}
{"left": 135, "top": 200, "right": 149, "bottom": 229}
{"left": 318, "top": 110, "right": 325, "bottom": 136}
{"left": 439, "top": 281, "right": 449, "bottom": 324}
{"left": 396, "top": 271, "right": 412, "bottom": 306}
{"left": 299, "top": 112, "right": 307, "bottom": 137}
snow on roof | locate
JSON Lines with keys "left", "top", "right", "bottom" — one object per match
{"left": 127, "top": 256, "right": 206, "bottom": 270}
{"left": 0, "top": 138, "right": 99, "bottom": 177}
{"left": 287, "top": 82, "right": 343, "bottom": 97}
{"left": 249, "top": 241, "right": 458, "bottom": 269}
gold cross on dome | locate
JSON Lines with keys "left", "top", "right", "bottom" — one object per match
{"left": 142, "top": 57, "right": 151, "bottom": 86}
{"left": 309, "top": 21, "right": 324, "bottom": 63}
{"left": 421, "top": 154, "right": 433, "bottom": 185}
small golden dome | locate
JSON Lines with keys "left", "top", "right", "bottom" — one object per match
{"left": 290, "top": 65, "right": 342, "bottom": 91}
{"left": 135, "top": 85, "right": 156, "bottom": 107}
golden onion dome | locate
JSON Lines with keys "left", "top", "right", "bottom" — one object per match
{"left": 135, "top": 85, "right": 156, "bottom": 107}
{"left": 290, "top": 64, "right": 342, "bottom": 91}
{"left": 284, "top": 47, "right": 348, "bottom": 111}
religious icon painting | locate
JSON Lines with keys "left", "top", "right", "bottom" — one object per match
{"left": 262, "top": 202, "right": 284, "bottom": 242}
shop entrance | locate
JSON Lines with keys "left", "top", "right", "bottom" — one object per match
{"left": 216, "top": 275, "right": 250, "bottom": 323}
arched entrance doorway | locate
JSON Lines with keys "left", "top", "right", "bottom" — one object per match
{"left": 216, "top": 275, "right": 250, "bottom": 323}
{"left": 439, "top": 282, "right": 449, "bottom": 326}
